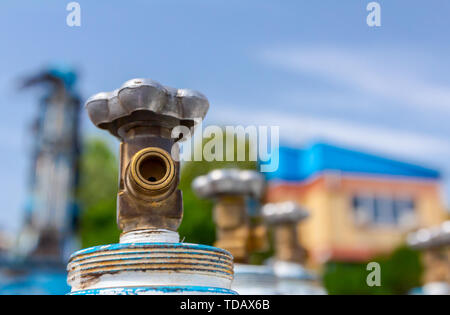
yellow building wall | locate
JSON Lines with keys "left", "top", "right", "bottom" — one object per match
{"left": 300, "top": 187, "right": 333, "bottom": 263}
{"left": 267, "top": 173, "right": 448, "bottom": 266}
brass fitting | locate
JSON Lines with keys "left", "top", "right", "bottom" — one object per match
{"left": 127, "top": 147, "right": 176, "bottom": 199}
{"left": 85, "top": 78, "right": 209, "bottom": 235}
{"left": 273, "top": 223, "right": 303, "bottom": 262}
{"left": 117, "top": 131, "right": 182, "bottom": 233}
{"left": 262, "top": 201, "right": 309, "bottom": 263}
{"left": 213, "top": 195, "right": 250, "bottom": 262}
{"left": 192, "top": 169, "right": 266, "bottom": 263}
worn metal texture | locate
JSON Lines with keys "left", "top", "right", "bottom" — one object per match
{"left": 85, "top": 78, "right": 209, "bottom": 139}
{"left": 117, "top": 142, "right": 182, "bottom": 233}
{"left": 69, "top": 78, "right": 237, "bottom": 295}
{"left": 67, "top": 243, "right": 234, "bottom": 293}
{"left": 84, "top": 78, "right": 211, "bottom": 233}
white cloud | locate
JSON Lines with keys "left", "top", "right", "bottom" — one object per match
{"left": 260, "top": 46, "right": 450, "bottom": 113}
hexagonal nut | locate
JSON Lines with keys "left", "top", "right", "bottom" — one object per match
{"left": 85, "top": 78, "right": 209, "bottom": 139}
{"left": 192, "top": 169, "right": 265, "bottom": 199}
{"left": 262, "top": 201, "right": 309, "bottom": 225}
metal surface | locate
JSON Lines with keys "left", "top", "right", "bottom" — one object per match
{"left": 119, "top": 228, "right": 179, "bottom": 243}
{"left": 262, "top": 201, "right": 325, "bottom": 294}
{"left": 262, "top": 201, "right": 309, "bottom": 263}
{"left": 0, "top": 66, "right": 80, "bottom": 295}
{"left": 232, "top": 264, "right": 278, "bottom": 295}
{"left": 69, "top": 78, "right": 236, "bottom": 295}
{"left": 407, "top": 221, "right": 450, "bottom": 249}
{"left": 407, "top": 221, "right": 449, "bottom": 294}
{"left": 269, "top": 260, "right": 325, "bottom": 295}
{"left": 262, "top": 201, "right": 309, "bottom": 225}
{"left": 68, "top": 243, "right": 234, "bottom": 292}
{"left": 85, "top": 78, "right": 209, "bottom": 234}
{"left": 16, "top": 67, "right": 81, "bottom": 261}
{"left": 85, "top": 78, "right": 209, "bottom": 138}
{"left": 192, "top": 169, "right": 265, "bottom": 199}
{"left": 192, "top": 169, "right": 267, "bottom": 263}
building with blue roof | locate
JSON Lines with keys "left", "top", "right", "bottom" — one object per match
{"left": 263, "top": 142, "right": 447, "bottom": 265}
{"left": 265, "top": 142, "right": 440, "bottom": 182}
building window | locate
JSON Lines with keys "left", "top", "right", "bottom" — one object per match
{"left": 393, "top": 198, "right": 416, "bottom": 227}
{"left": 352, "top": 194, "right": 416, "bottom": 228}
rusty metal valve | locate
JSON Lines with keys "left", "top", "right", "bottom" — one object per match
{"left": 192, "top": 169, "right": 266, "bottom": 263}
{"left": 67, "top": 78, "right": 237, "bottom": 295}
{"left": 86, "top": 78, "right": 209, "bottom": 238}
{"left": 262, "top": 201, "right": 309, "bottom": 263}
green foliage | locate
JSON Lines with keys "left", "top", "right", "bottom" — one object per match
{"left": 77, "top": 138, "right": 120, "bottom": 247}
{"left": 178, "top": 130, "right": 258, "bottom": 245}
{"left": 78, "top": 198, "right": 119, "bottom": 247}
{"left": 323, "top": 246, "right": 423, "bottom": 295}
{"left": 379, "top": 246, "right": 424, "bottom": 294}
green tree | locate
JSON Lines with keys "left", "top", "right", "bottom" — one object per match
{"left": 178, "top": 130, "right": 258, "bottom": 245}
{"left": 323, "top": 246, "right": 423, "bottom": 295}
{"left": 77, "top": 138, "right": 120, "bottom": 247}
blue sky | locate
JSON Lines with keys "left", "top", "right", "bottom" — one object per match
{"left": 0, "top": 0, "right": 449, "bottom": 232}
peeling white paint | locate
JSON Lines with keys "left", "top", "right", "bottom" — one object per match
{"left": 120, "top": 229, "right": 180, "bottom": 243}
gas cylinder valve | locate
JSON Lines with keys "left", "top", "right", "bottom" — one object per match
{"left": 67, "top": 78, "right": 236, "bottom": 295}
{"left": 85, "top": 78, "right": 208, "bottom": 238}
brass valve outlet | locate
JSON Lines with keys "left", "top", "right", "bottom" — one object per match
{"left": 85, "top": 78, "right": 209, "bottom": 235}
{"left": 126, "top": 147, "right": 176, "bottom": 198}
{"left": 119, "top": 137, "right": 182, "bottom": 233}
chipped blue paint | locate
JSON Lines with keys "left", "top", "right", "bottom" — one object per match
{"left": 68, "top": 242, "right": 236, "bottom": 294}
{"left": 69, "top": 286, "right": 238, "bottom": 295}
{"left": 68, "top": 243, "right": 234, "bottom": 278}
